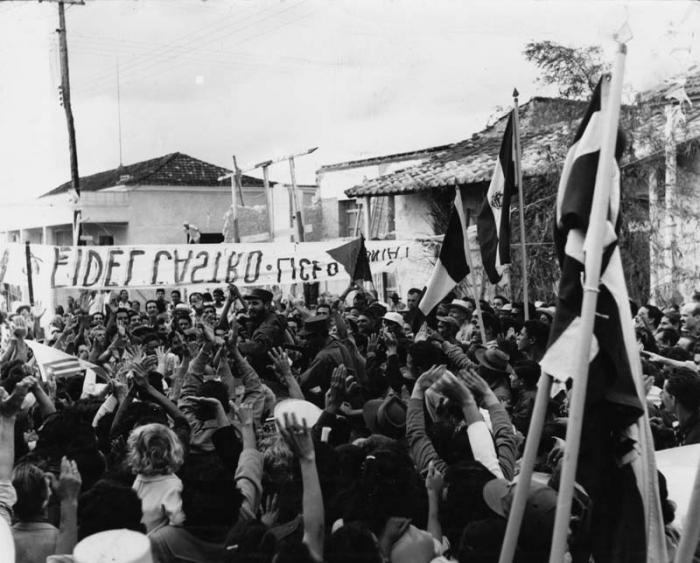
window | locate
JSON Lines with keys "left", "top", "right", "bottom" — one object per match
{"left": 338, "top": 200, "right": 360, "bottom": 237}
{"left": 98, "top": 235, "right": 114, "bottom": 246}
{"left": 198, "top": 233, "right": 225, "bottom": 244}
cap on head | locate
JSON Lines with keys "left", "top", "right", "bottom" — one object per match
{"left": 298, "top": 315, "right": 329, "bottom": 337}
{"left": 243, "top": 288, "right": 273, "bottom": 303}
{"left": 449, "top": 299, "right": 472, "bottom": 313}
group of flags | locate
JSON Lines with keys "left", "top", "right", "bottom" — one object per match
{"left": 415, "top": 75, "right": 666, "bottom": 559}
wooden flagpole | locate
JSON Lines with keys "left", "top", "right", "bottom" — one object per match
{"left": 512, "top": 91, "right": 530, "bottom": 320}
{"left": 498, "top": 372, "right": 553, "bottom": 562}
{"left": 548, "top": 44, "right": 627, "bottom": 563}
{"left": 674, "top": 461, "right": 700, "bottom": 563}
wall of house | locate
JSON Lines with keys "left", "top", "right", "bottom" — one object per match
{"left": 127, "top": 187, "right": 232, "bottom": 244}
{"left": 317, "top": 158, "right": 430, "bottom": 241}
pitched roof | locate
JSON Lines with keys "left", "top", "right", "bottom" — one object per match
{"left": 318, "top": 144, "right": 452, "bottom": 173}
{"left": 346, "top": 88, "right": 700, "bottom": 198}
{"left": 345, "top": 97, "right": 589, "bottom": 197}
{"left": 42, "top": 152, "right": 266, "bottom": 198}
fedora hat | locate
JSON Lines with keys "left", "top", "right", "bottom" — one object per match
{"left": 474, "top": 348, "right": 510, "bottom": 373}
{"left": 362, "top": 395, "right": 407, "bottom": 439}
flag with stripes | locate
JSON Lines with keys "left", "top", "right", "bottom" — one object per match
{"left": 539, "top": 78, "right": 666, "bottom": 562}
{"left": 476, "top": 111, "right": 516, "bottom": 284}
{"left": 26, "top": 340, "right": 87, "bottom": 380}
{"left": 417, "top": 186, "right": 470, "bottom": 319}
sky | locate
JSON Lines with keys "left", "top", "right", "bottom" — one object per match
{"left": 0, "top": 0, "right": 698, "bottom": 208}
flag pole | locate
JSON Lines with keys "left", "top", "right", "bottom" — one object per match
{"left": 548, "top": 44, "right": 627, "bottom": 563}
{"left": 673, "top": 461, "right": 700, "bottom": 563}
{"left": 498, "top": 373, "right": 553, "bottom": 563}
{"left": 512, "top": 91, "right": 529, "bottom": 320}
{"left": 463, "top": 200, "right": 487, "bottom": 344}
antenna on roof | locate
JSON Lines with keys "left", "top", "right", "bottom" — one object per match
{"left": 116, "top": 57, "right": 123, "bottom": 167}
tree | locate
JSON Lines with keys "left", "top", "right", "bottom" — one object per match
{"left": 523, "top": 40, "right": 609, "bottom": 99}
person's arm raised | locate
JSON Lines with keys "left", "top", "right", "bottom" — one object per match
{"left": 268, "top": 346, "right": 304, "bottom": 400}
{"left": 425, "top": 460, "right": 444, "bottom": 543}
{"left": 54, "top": 457, "right": 82, "bottom": 556}
{"left": 279, "top": 413, "right": 324, "bottom": 562}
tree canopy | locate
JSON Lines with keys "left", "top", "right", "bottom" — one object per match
{"left": 523, "top": 40, "right": 610, "bottom": 100}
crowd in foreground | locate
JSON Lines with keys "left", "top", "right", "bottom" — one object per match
{"left": 0, "top": 283, "right": 699, "bottom": 562}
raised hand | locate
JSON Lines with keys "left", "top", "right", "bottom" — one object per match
{"left": 278, "top": 412, "right": 315, "bottom": 462}
{"left": 459, "top": 367, "right": 498, "bottom": 406}
{"left": 433, "top": 370, "right": 475, "bottom": 408}
{"left": 0, "top": 376, "right": 35, "bottom": 417}
{"left": 425, "top": 460, "right": 444, "bottom": 496}
{"left": 268, "top": 347, "right": 292, "bottom": 381}
{"left": 325, "top": 365, "right": 346, "bottom": 412}
{"left": 260, "top": 494, "right": 280, "bottom": 528}
{"left": 56, "top": 457, "right": 82, "bottom": 502}
{"left": 415, "top": 365, "right": 446, "bottom": 393}
{"left": 31, "top": 302, "right": 46, "bottom": 319}
{"left": 366, "top": 333, "right": 379, "bottom": 356}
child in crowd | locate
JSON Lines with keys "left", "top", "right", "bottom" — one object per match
{"left": 127, "top": 422, "right": 186, "bottom": 533}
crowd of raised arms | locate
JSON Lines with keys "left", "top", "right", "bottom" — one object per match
{"left": 0, "top": 283, "right": 699, "bottom": 563}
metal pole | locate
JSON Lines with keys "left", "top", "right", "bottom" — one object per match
{"left": 230, "top": 156, "right": 241, "bottom": 243}
{"left": 57, "top": 1, "right": 81, "bottom": 246}
{"left": 262, "top": 165, "right": 275, "bottom": 241}
{"left": 288, "top": 156, "right": 305, "bottom": 242}
{"left": 549, "top": 47, "right": 627, "bottom": 563}
{"left": 512, "top": 90, "right": 529, "bottom": 320}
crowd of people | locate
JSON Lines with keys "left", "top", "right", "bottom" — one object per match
{"left": 0, "top": 282, "right": 699, "bottom": 562}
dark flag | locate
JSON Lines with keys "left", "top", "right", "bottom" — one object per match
{"left": 476, "top": 111, "right": 516, "bottom": 283}
{"left": 417, "top": 187, "right": 470, "bottom": 320}
{"left": 327, "top": 235, "right": 373, "bottom": 282}
{"left": 540, "top": 78, "right": 665, "bottom": 561}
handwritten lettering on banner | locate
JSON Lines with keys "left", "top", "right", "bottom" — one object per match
{"left": 20, "top": 240, "right": 428, "bottom": 289}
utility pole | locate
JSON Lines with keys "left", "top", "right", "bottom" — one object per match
{"left": 261, "top": 164, "right": 275, "bottom": 241}
{"left": 220, "top": 147, "right": 318, "bottom": 243}
{"left": 230, "top": 156, "right": 241, "bottom": 243}
{"left": 288, "top": 155, "right": 304, "bottom": 243}
{"left": 56, "top": 0, "right": 83, "bottom": 246}
{"left": 10, "top": 0, "right": 83, "bottom": 244}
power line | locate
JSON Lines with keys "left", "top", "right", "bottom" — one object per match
{"left": 76, "top": 1, "right": 307, "bottom": 96}
{"left": 76, "top": 2, "right": 314, "bottom": 98}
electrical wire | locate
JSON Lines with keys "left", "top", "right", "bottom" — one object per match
{"left": 74, "top": 0, "right": 310, "bottom": 97}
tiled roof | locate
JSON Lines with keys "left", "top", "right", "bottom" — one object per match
{"left": 345, "top": 97, "right": 589, "bottom": 197}
{"left": 42, "top": 152, "right": 267, "bottom": 197}
{"left": 346, "top": 89, "right": 700, "bottom": 198}
{"left": 318, "top": 144, "right": 453, "bottom": 173}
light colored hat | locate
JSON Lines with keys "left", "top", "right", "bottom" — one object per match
{"left": 383, "top": 312, "right": 404, "bottom": 326}
{"left": 449, "top": 299, "right": 472, "bottom": 312}
{"left": 73, "top": 529, "right": 152, "bottom": 563}
{"left": 274, "top": 399, "right": 322, "bottom": 430}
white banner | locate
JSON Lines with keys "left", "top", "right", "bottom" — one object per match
{"left": 0, "top": 240, "right": 434, "bottom": 290}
